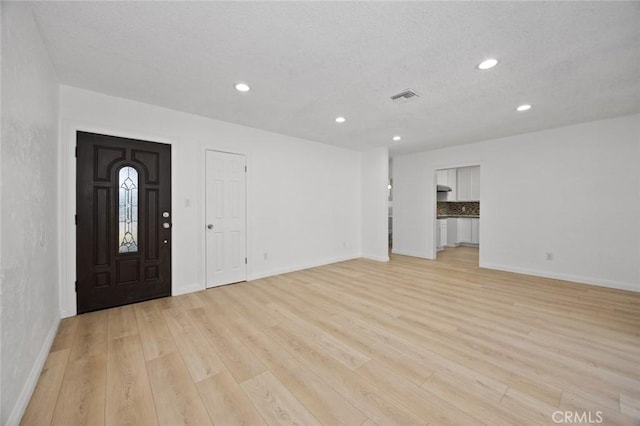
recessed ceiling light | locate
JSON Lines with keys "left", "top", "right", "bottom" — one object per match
{"left": 335, "top": 116, "right": 346, "bottom": 123}
{"left": 477, "top": 58, "right": 499, "bottom": 70}
{"left": 392, "top": 136, "right": 401, "bottom": 141}
{"left": 516, "top": 104, "right": 532, "bottom": 112}
{"left": 235, "top": 83, "right": 250, "bottom": 92}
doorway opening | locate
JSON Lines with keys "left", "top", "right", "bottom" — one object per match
{"left": 434, "top": 165, "right": 480, "bottom": 264}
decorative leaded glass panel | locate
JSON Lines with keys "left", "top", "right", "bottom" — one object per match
{"left": 118, "top": 166, "right": 138, "bottom": 253}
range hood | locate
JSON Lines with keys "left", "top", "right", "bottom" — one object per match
{"left": 437, "top": 184, "right": 452, "bottom": 192}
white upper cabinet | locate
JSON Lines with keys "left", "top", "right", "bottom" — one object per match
{"left": 436, "top": 169, "right": 457, "bottom": 201}
{"left": 446, "top": 169, "right": 457, "bottom": 201}
{"left": 457, "top": 166, "right": 480, "bottom": 201}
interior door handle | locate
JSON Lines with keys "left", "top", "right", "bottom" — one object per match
{"left": 207, "top": 224, "right": 214, "bottom": 230}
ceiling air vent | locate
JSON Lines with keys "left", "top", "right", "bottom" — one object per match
{"left": 390, "top": 89, "right": 421, "bottom": 104}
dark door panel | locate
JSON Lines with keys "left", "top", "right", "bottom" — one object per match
{"left": 76, "top": 131, "right": 171, "bottom": 313}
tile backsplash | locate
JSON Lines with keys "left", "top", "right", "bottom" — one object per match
{"left": 437, "top": 201, "right": 480, "bottom": 216}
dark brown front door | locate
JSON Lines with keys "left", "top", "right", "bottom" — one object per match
{"left": 76, "top": 131, "right": 171, "bottom": 313}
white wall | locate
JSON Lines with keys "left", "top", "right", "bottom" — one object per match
{"left": 59, "top": 86, "right": 362, "bottom": 316}
{"left": 394, "top": 113, "right": 640, "bottom": 291}
{"left": 1, "top": 3, "right": 61, "bottom": 424}
{"left": 361, "top": 147, "right": 389, "bottom": 261}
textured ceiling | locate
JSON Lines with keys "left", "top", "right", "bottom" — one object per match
{"left": 30, "top": 1, "right": 640, "bottom": 154}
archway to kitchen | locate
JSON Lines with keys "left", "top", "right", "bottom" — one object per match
{"left": 434, "top": 165, "right": 480, "bottom": 265}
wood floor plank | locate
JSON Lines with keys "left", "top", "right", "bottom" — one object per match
{"left": 68, "top": 310, "right": 108, "bottom": 362}
{"left": 50, "top": 316, "right": 79, "bottom": 352}
{"left": 196, "top": 371, "right": 266, "bottom": 426}
{"left": 106, "top": 334, "right": 158, "bottom": 426}
{"left": 269, "top": 303, "right": 371, "bottom": 370}
{"left": 266, "top": 324, "right": 424, "bottom": 425}
{"left": 498, "top": 386, "right": 557, "bottom": 424}
{"left": 51, "top": 354, "right": 107, "bottom": 426}
{"left": 20, "top": 349, "right": 70, "bottom": 426}
{"left": 108, "top": 304, "right": 138, "bottom": 341}
{"left": 356, "top": 360, "right": 482, "bottom": 425}
{"left": 241, "top": 371, "right": 322, "bottom": 426}
{"left": 134, "top": 300, "right": 178, "bottom": 361}
{"left": 175, "top": 291, "right": 206, "bottom": 310}
{"left": 189, "top": 307, "right": 267, "bottom": 383}
{"left": 214, "top": 284, "right": 282, "bottom": 328}
{"left": 51, "top": 311, "right": 109, "bottom": 426}
{"left": 619, "top": 393, "right": 640, "bottom": 419}
{"left": 228, "top": 316, "right": 368, "bottom": 426}
{"left": 147, "top": 352, "right": 213, "bottom": 426}
{"left": 162, "top": 307, "right": 226, "bottom": 382}
{"left": 560, "top": 391, "right": 638, "bottom": 426}
{"left": 22, "top": 247, "right": 640, "bottom": 425}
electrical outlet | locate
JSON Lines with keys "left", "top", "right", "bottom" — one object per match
{"left": 263, "top": 252, "right": 268, "bottom": 260}
{"left": 545, "top": 252, "right": 554, "bottom": 261}
{"left": 343, "top": 241, "right": 347, "bottom": 248}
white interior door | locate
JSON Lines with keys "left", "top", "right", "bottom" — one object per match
{"left": 205, "top": 150, "right": 247, "bottom": 288}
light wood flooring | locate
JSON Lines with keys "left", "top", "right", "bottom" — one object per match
{"left": 22, "top": 247, "right": 640, "bottom": 425}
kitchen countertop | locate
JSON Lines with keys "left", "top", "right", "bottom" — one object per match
{"left": 437, "top": 215, "right": 480, "bottom": 219}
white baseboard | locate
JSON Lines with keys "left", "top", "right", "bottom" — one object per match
{"left": 172, "top": 282, "right": 205, "bottom": 296}
{"left": 391, "top": 249, "right": 433, "bottom": 260}
{"left": 481, "top": 262, "right": 640, "bottom": 293}
{"left": 248, "top": 254, "right": 361, "bottom": 281}
{"left": 60, "top": 309, "right": 75, "bottom": 319}
{"left": 7, "top": 315, "right": 61, "bottom": 426}
{"left": 362, "top": 254, "right": 390, "bottom": 262}
{"left": 169, "top": 254, "right": 363, "bottom": 296}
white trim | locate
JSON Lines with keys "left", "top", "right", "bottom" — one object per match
{"left": 172, "top": 282, "right": 205, "bottom": 296}
{"left": 362, "top": 254, "right": 390, "bottom": 262}
{"left": 481, "top": 262, "right": 640, "bottom": 293}
{"left": 60, "top": 308, "right": 75, "bottom": 319}
{"left": 391, "top": 249, "right": 433, "bottom": 259}
{"left": 6, "top": 316, "right": 61, "bottom": 425}
{"left": 248, "top": 254, "right": 361, "bottom": 281}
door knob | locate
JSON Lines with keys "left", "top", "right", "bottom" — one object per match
{"left": 207, "top": 224, "right": 214, "bottom": 230}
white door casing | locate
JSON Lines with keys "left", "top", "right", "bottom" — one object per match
{"left": 205, "top": 150, "right": 247, "bottom": 288}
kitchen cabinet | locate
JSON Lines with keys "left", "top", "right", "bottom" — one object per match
{"left": 447, "top": 218, "right": 457, "bottom": 246}
{"left": 437, "top": 219, "right": 447, "bottom": 250}
{"left": 471, "top": 218, "right": 480, "bottom": 244}
{"left": 436, "top": 169, "right": 457, "bottom": 201}
{"left": 456, "top": 217, "right": 480, "bottom": 245}
{"left": 457, "top": 218, "right": 472, "bottom": 243}
{"left": 457, "top": 166, "right": 480, "bottom": 201}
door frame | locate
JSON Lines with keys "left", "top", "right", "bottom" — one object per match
{"left": 431, "top": 162, "right": 483, "bottom": 261}
{"left": 201, "top": 149, "right": 249, "bottom": 288}
{"left": 59, "top": 120, "right": 174, "bottom": 317}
